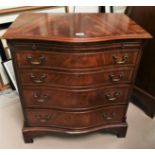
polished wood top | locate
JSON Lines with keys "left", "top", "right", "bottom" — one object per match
{"left": 3, "top": 13, "right": 152, "bottom": 42}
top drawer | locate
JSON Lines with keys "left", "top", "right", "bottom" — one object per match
{"left": 15, "top": 50, "right": 139, "bottom": 70}
{"left": 13, "top": 41, "right": 142, "bottom": 70}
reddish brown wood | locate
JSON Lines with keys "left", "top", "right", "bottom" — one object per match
{"left": 25, "top": 105, "right": 126, "bottom": 129}
{"left": 22, "top": 85, "right": 130, "bottom": 110}
{"left": 3, "top": 13, "right": 151, "bottom": 143}
{"left": 3, "top": 13, "right": 151, "bottom": 42}
{"left": 15, "top": 47, "right": 140, "bottom": 70}
{"left": 19, "top": 67, "right": 134, "bottom": 87}
{"left": 23, "top": 122, "right": 128, "bottom": 143}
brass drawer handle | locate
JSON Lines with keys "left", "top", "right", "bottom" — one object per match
{"left": 105, "top": 92, "right": 120, "bottom": 101}
{"left": 27, "top": 55, "right": 45, "bottom": 65}
{"left": 35, "top": 114, "right": 51, "bottom": 123}
{"left": 102, "top": 112, "right": 116, "bottom": 120}
{"left": 30, "top": 73, "right": 46, "bottom": 83}
{"left": 113, "top": 55, "right": 128, "bottom": 64}
{"left": 33, "top": 93, "right": 48, "bottom": 103}
{"left": 109, "top": 73, "right": 123, "bottom": 82}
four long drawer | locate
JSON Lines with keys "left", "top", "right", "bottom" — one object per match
{"left": 14, "top": 42, "right": 138, "bottom": 120}
{"left": 25, "top": 105, "right": 126, "bottom": 129}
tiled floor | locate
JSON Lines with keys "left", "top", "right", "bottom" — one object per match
{"left": 0, "top": 91, "right": 155, "bottom": 148}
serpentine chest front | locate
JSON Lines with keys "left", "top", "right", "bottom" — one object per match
{"left": 3, "top": 13, "right": 151, "bottom": 143}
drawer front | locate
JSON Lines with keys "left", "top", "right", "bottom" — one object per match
{"left": 103, "top": 50, "right": 139, "bottom": 66}
{"left": 25, "top": 105, "right": 126, "bottom": 129}
{"left": 22, "top": 85, "right": 130, "bottom": 110}
{"left": 19, "top": 67, "right": 134, "bottom": 87}
{"left": 15, "top": 49, "right": 139, "bottom": 69}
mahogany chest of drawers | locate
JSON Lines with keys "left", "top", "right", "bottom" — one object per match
{"left": 3, "top": 13, "right": 151, "bottom": 143}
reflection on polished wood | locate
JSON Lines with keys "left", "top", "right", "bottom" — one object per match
{"left": 3, "top": 13, "right": 151, "bottom": 42}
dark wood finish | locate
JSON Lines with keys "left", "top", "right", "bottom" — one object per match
{"left": 19, "top": 67, "right": 134, "bottom": 87}
{"left": 3, "top": 13, "right": 151, "bottom": 143}
{"left": 125, "top": 7, "right": 155, "bottom": 118}
{"left": 26, "top": 105, "right": 126, "bottom": 128}
{"left": 22, "top": 85, "right": 130, "bottom": 110}
{"left": 3, "top": 13, "right": 151, "bottom": 42}
{"left": 131, "top": 86, "right": 155, "bottom": 118}
{"left": 23, "top": 122, "right": 128, "bottom": 143}
{"left": 15, "top": 46, "right": 140, "bottom": 70}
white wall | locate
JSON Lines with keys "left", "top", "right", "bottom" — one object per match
{"left": 0, "top": 7, "right": 67, "bottom": 24}
{"left": 113, "top": 6, "right": 126, "bottom": 13}
{"left": 69, "top": 6, "right": 99, "bottom": 13}
{"left": 0, "top": 6, "right": 99, "bottom": 24}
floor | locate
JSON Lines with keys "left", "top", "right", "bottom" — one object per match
{"left": 0, "top": 90, "right": 155, "bottom": 149}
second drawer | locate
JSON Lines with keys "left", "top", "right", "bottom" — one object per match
{"left": 19, "top": 67, "right": 134, "bottom": 87}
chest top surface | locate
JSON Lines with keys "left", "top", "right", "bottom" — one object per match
{"left": 3, "top": 13, "right": 152, "bottom": 42}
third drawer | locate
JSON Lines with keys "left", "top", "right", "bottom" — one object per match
{"left": 22, "top": 84, "right": 131, "bottom": 110}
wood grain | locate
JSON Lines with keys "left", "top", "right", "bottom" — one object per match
{"left": 4, "top": 13, "right": 151, "bottom": 143}
{"left": 3, "top": 13, "right": 152, "bottom": 42}
{"left": 22, "top": 84, "right": 130, "bottom": 110}
{"left": 25, "top": 105, "right": 126, "bottom": 129}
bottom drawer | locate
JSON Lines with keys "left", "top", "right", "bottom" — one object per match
{"left": 26, "top": 105, "right": 126, "bottom": 129}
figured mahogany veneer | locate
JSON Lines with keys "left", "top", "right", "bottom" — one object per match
{"left": 3, "top": 13, "right": 150, "bottom": 42}
{"left": 15, "top": 50, "right": 139, "bottom": 70}
{"left": 22, "top": 85, "right": 130, "bottom": 110}
{"left": 25, "top": 105, "right": 126, "bottom": 129}
{"left": 15, "top": 42, "right": 140, "bottom": 70}
{"left": 3, "top": 13, "right": 151, "bottom": 143}
{"left": 19, "top": 67, "right": 134, "bottom": 87}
